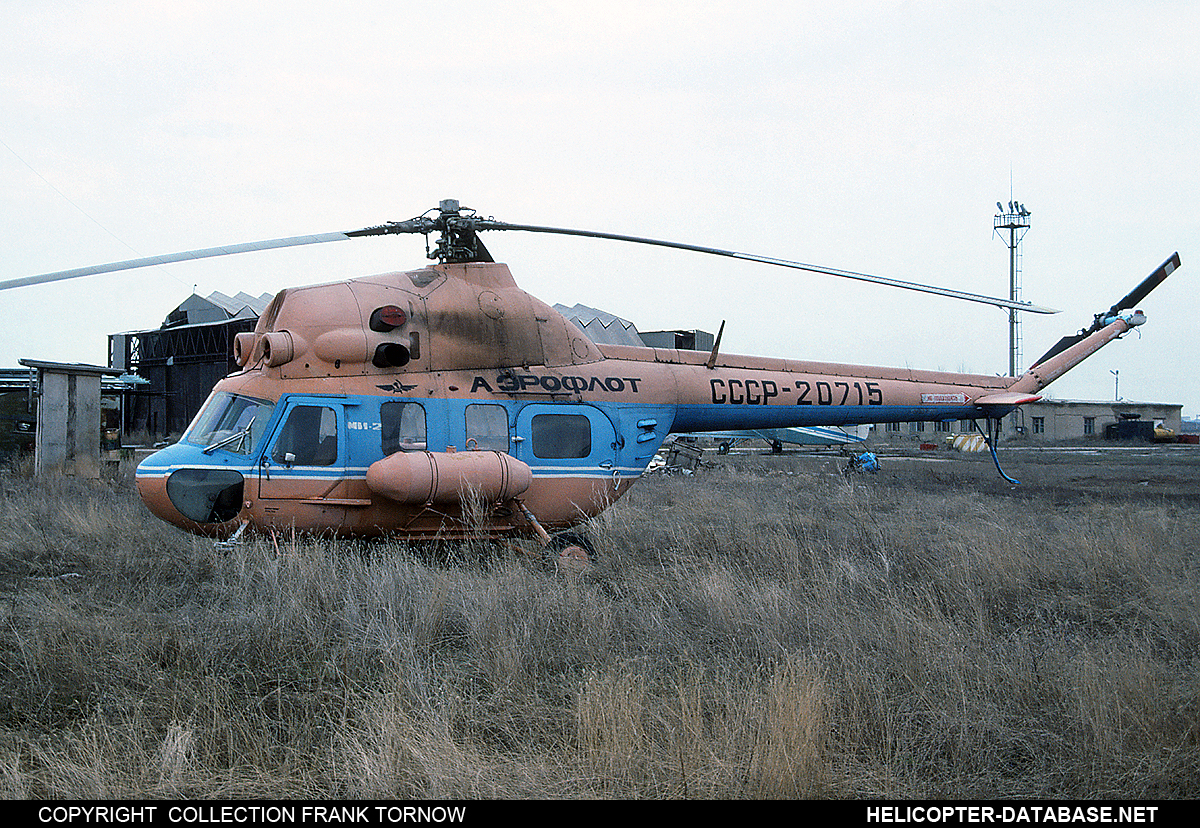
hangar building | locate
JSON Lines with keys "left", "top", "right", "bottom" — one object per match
{"left": 108, "top": 291, "right": 272, "bottom": 437}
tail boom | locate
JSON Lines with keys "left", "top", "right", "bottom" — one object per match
{"left": 1008, "top": 311, "right": 1144, "bottom": 396}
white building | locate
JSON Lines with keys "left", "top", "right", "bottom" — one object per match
{"left": 874, "top": 398, "right": 1183, "bottom": 444}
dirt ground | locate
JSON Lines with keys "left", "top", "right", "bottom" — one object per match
{"left": 697, "top": 441, "right": 1200, "bottom": 507}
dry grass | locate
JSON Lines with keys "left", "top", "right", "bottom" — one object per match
{"left": 2, "top": 451, "right": 1200, "bottom": 798}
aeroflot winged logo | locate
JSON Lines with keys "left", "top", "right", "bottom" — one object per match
{"left": 377, "top": 380, "right": 419, "bottom": 393}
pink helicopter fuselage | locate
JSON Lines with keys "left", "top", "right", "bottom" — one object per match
{"left": 133, "top": 261, "right": 1147, "bottom": 540}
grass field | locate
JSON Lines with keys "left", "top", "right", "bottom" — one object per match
{"left": 2, "top": 444, "right": 1199, "bottom": 798}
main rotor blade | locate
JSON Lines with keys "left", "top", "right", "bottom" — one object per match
{"left": 477, "top": 220, "right": 1059, "bottom": 314}
{"left": 2, "top": 202, "right": 1058, "bottom": 316}
{"left": 0, "top": 231, "right": 357, "bottom": 292}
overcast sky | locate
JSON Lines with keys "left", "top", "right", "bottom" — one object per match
{"left": 3, "top": 1, "right": 1196, "bottom": 414}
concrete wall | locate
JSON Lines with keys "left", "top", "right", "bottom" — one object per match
{"left": 34, "top": 369, "right": 104, "bottom": 477}
{"left": 1013, "top": 401, "right": 1182, "bottom": 442}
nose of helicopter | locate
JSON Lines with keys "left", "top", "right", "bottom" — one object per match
{"left": 135, "top": 470, "right": 190, "bottom": 529}
{"left": 136, "top": 445, "right": 246, "bottom": 535}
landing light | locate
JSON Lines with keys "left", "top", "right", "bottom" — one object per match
{"left": 370, "top": 305, "right": 407, "bottom": 332}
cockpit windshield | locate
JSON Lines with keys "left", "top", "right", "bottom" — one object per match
{"left": 184, "top": 392, "right": 276, "bottom": 456}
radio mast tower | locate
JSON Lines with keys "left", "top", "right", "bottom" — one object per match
{"left": 994, "top": 199, "right": 1031, "bottom": 376}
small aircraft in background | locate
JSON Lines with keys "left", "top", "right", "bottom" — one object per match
{"left": 702, "top": 425, "right": 868, "bottom": 454}
{"left": 1, "top": 200, "right": 1180, "bottom": 558}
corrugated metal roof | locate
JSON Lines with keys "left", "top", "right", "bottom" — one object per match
{"left": 553, "top": 303, "right": 644, "bottom": 347}
{"left": 205, "top": 291, "right": 274, "bottom": 318}
{"left": 158, "top": 291, "right": 275, "bottom": 329}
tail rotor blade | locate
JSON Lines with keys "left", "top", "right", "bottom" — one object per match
{"left": 1033, "top": 332, "right": 1089, "bottom": 368}
{"left": 1032, "top": 252, "right": 1181, "bottom": 367}
{"left": 1107, "top": 252, "right": 1181, "bottom": 316}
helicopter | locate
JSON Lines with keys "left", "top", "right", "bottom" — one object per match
{"left": 1, "top": 200, "right": 1181, "bottom": 555}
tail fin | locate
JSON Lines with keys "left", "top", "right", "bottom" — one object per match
{"left": 1009, "top": 253, "right": 1180, "bottom": 395}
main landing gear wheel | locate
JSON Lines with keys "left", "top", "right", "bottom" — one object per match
{"left": 547, "top": 530, "right": 596, "bottom": 567}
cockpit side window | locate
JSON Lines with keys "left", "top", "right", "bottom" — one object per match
{"left": 381, "top": 402, "right": 427, "bottom": 455}
{"left": 271, "top": 405, "right": 338, "bottom": 466}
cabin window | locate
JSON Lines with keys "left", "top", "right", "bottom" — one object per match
{"left": 466, "top": 404, "right": 509, "bottom": 452}
{"left": 531, "top": 413, "right": 591, "bottom": 459}
{"left": 272, "top": 405, "right": 338, "bottom": 466}
{"left": 381, "top": 401, "right": 426, "bottom": 454}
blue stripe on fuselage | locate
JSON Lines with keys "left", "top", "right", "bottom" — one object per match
{"left": 670, "top": 404, "right": 986, "bottom": 432}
